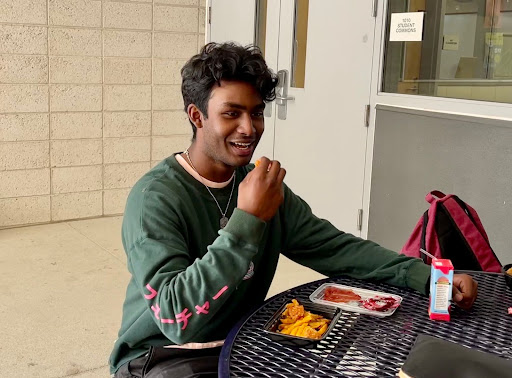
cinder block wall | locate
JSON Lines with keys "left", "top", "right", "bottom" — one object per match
{"left": 0, "top": 0, "right": 205, "bottom": 228}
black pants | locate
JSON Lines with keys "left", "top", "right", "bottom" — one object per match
{"left": 115, "top": 347, "right": 222, "bottom": 378}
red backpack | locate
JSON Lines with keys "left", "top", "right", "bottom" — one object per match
{"left": 401, "top": 190, "right": 502, "bottom": 272}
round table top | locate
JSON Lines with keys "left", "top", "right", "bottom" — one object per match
{"left": 219, "top": 271, "right": 512, "bottom": 377}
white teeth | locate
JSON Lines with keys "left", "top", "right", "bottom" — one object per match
{"left": 233, "top": 142, "right": 251, "bottom": 148}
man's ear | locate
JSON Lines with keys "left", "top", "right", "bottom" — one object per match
{"left": 187, "top": 104, "right": 204, "bottom": 129}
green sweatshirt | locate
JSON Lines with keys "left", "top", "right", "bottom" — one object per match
{"left": 109, "top": 154, "right": 430, "bottom": 374}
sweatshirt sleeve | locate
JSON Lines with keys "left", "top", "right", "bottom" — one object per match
{"left": 280, "top": 185, "right": 430, "bottom": 295}
{"left": 124, "top": 187, "right": 266, "bottom": 344}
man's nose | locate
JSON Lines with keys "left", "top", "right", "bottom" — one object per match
{"left": 237, "top": 114, "right": 255, "bottom": 136}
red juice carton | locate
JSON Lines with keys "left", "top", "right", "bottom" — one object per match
{"left": 429, "top": 259, "right": 454, "bottom": 321}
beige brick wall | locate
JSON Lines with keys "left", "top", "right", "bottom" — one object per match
{"left": 0, "top": 0, "right": 204, "bottom": 228}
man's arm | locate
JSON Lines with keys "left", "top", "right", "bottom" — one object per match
{"left": 123, "top": 157, "right": 286, "bottom": 345}
{"left": 279, "top": 184, "right": 431, "bottom": 294}
{"left": 124, "top": 189, "right": 265, "bottom": 345}
{"left": 279, "top": 184, "right": 478, "bottom": 307}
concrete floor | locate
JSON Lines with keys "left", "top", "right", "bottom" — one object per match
{"left": 0, "top": 216, "right": 325, "bottom": 377}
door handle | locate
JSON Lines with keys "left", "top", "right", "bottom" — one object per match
{"left": 275, "top": 70, "right": 292, "bottom": 120}
{"left": 275, "top": 95, "right": 295, "bottom": 105}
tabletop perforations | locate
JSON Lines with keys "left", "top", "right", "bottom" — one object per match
{"left": 221, "top": 272, "right": 512, "bottom": 377}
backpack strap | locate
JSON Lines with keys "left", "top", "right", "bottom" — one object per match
{"left": 424, "top": 195, "right": 444, "bottom": 262}
{"left": 443, "top": 196, "right": 502, "bottom": 272}
{"left": 453, "top": 197, "right": 491, "bottom": 244}
{"left": 420, "top": 211, "right": 429, "bottom": 264}
{"left": 426, "top": 190, "right": 447, "bottom": 204}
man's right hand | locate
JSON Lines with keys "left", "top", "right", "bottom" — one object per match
{"left": 237, "top": 157, "right": 286, "bottom": 221}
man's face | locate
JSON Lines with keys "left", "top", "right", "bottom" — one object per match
{"left": 196, "top": 80, "right": 265, "bottom": 169}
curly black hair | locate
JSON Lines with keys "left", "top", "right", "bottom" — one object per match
{"left": 181, "top": 42, "right": 278, "bottom": 138}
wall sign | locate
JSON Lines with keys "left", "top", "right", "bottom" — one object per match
{"left": 389, "top": 12, "right": 424, "bottom": 42}
{"left": 443, "top": 35, "right": 459, "bottom": 51}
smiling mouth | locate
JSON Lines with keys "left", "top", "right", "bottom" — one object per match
{"left": 230, "top": 141, "right": 254, "bottom": 150}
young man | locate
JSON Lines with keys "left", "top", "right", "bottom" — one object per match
{"left": 110, "top": 43, "right": 477, "bottom": 377}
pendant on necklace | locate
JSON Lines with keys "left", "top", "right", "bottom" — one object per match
{"left": 220, "top": 216, "right": 229, "bottom": 229}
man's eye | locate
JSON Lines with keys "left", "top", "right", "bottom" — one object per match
{"left": 224, "top": 112, "right": 238, "bottom": 117}
{"left": 252, "top": 112, "right": 264, "bottom": 118}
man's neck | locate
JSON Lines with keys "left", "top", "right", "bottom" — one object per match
{"left": 183, "top": 146, "right": 235, "bottom": 183}
{"left": 176, "top": 154, "right": 233, "bottom": 189}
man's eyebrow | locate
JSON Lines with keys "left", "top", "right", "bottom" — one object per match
{"left": 222, "top": 102, "right": 265, "bottom": 110}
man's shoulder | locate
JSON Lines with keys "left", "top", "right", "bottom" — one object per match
{"left": 122, "top": 157, "right": 186, "bottom": 239}
{"left": 134, "top": 156, "right": 183, "bottom": 191}
{"left": 126, "top": 157, "right": 187, "bottom": 210}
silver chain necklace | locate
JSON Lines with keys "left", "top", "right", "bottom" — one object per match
{"left": 184, "top": 149, "right": 236, "bottom": 229}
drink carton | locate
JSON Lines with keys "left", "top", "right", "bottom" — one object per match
{"left": 429, "top": 259, "right": 454, "bottom": 321}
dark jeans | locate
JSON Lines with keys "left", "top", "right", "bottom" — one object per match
{"left": 115, "top": 347, "right": 222, "bottom": 378}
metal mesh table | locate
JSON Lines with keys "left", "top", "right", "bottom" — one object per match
{"left": 219, "top": 272, "right": 512, "bottom": 377}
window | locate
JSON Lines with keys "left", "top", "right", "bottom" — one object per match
{"left": 291, "top": 0, "right": 309, "bottom": 88}
{"left": 382, "top": 0, "right": 512, "bottom": 104}
{"left": 255, "top": 0, "right": 267, "bottom": 56}
{"left": 254, "top": 0, "right": 309, "bottom": 88}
